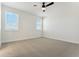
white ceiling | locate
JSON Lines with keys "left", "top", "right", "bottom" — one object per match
{"left": 2, "top": 2, "right": 79, "bottom": 17}
{"left": 2, "top": 2, "right": 46, "bottom": 17}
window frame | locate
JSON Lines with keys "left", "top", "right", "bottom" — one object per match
{"left": 5, "top": 11, "right": 19, "bottom": 31}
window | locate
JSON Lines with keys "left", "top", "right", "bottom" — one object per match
{"left": 5, "top": 12, "right": 19, "bottom": 31}
{"left": 36, "top": 17, "right": 42, "bottom": 31}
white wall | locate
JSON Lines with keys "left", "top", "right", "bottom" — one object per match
{"left": 0, "top": 3, "right": 1, "bottom": 46}
{"left": 2, "top": 5, "right": 42, "bottom": 43}
{"left": 43, "top": 2, "right": 79, "bottom": 44}
{"left": 2, "top": 2, "right": 79, "bottom": 44}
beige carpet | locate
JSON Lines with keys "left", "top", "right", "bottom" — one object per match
{"left": 0, "top": 37, "right": 79, "bottom": 57}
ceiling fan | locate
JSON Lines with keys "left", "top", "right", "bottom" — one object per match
{"left": 42, "top": 2, "right": 54, "bottom": 12}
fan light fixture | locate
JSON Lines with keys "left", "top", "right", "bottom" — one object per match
{"left": 42, "top": 7, "right": 46, "bottom": 12}
{"left": 42, "top": 2, "right": 54, "bottom": 12}
{"left": 42, "top": 2, "right": 46, "bottom": 12}
{"left": 33, "top": 2, "right": 54, "bottom": 12}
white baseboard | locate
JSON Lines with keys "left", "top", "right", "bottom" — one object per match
{"left": 2, "top": 34, "right": 79, "bottom": 45}
{"left": 2, "top": 35, "right": 42, "bottom": 43}
{"left": 43, "top": 34, "right": 79, "bottom": 44}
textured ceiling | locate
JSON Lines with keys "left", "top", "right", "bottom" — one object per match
{"left": 2, "top": 2, "right": 55, "bottom": 17}
{"left": 2, "top": 2, "right": 79, "bottom": 17}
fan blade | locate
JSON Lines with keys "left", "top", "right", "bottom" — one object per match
{"left": 46, "top": 2, "right": 54, "bottom": 7}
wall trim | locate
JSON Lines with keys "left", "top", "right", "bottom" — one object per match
{"left": 2, "top": 36, "right": 42, "bottom": 44}
{"left": 43, "top": 34, "right": 79, "bottom": 44}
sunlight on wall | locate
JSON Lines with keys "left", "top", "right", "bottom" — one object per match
{"left": 43, "top": 17, "right": 48, "bottom": 32}
{"left": 0, "top": 3, "right": 1, "bottom": 31}
{"left": 0, "top": 3, "right": 1, "bottom": 47}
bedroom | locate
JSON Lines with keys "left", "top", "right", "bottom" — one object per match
{"left": 0, "top": 2, "right": 79, "bottom": 57}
